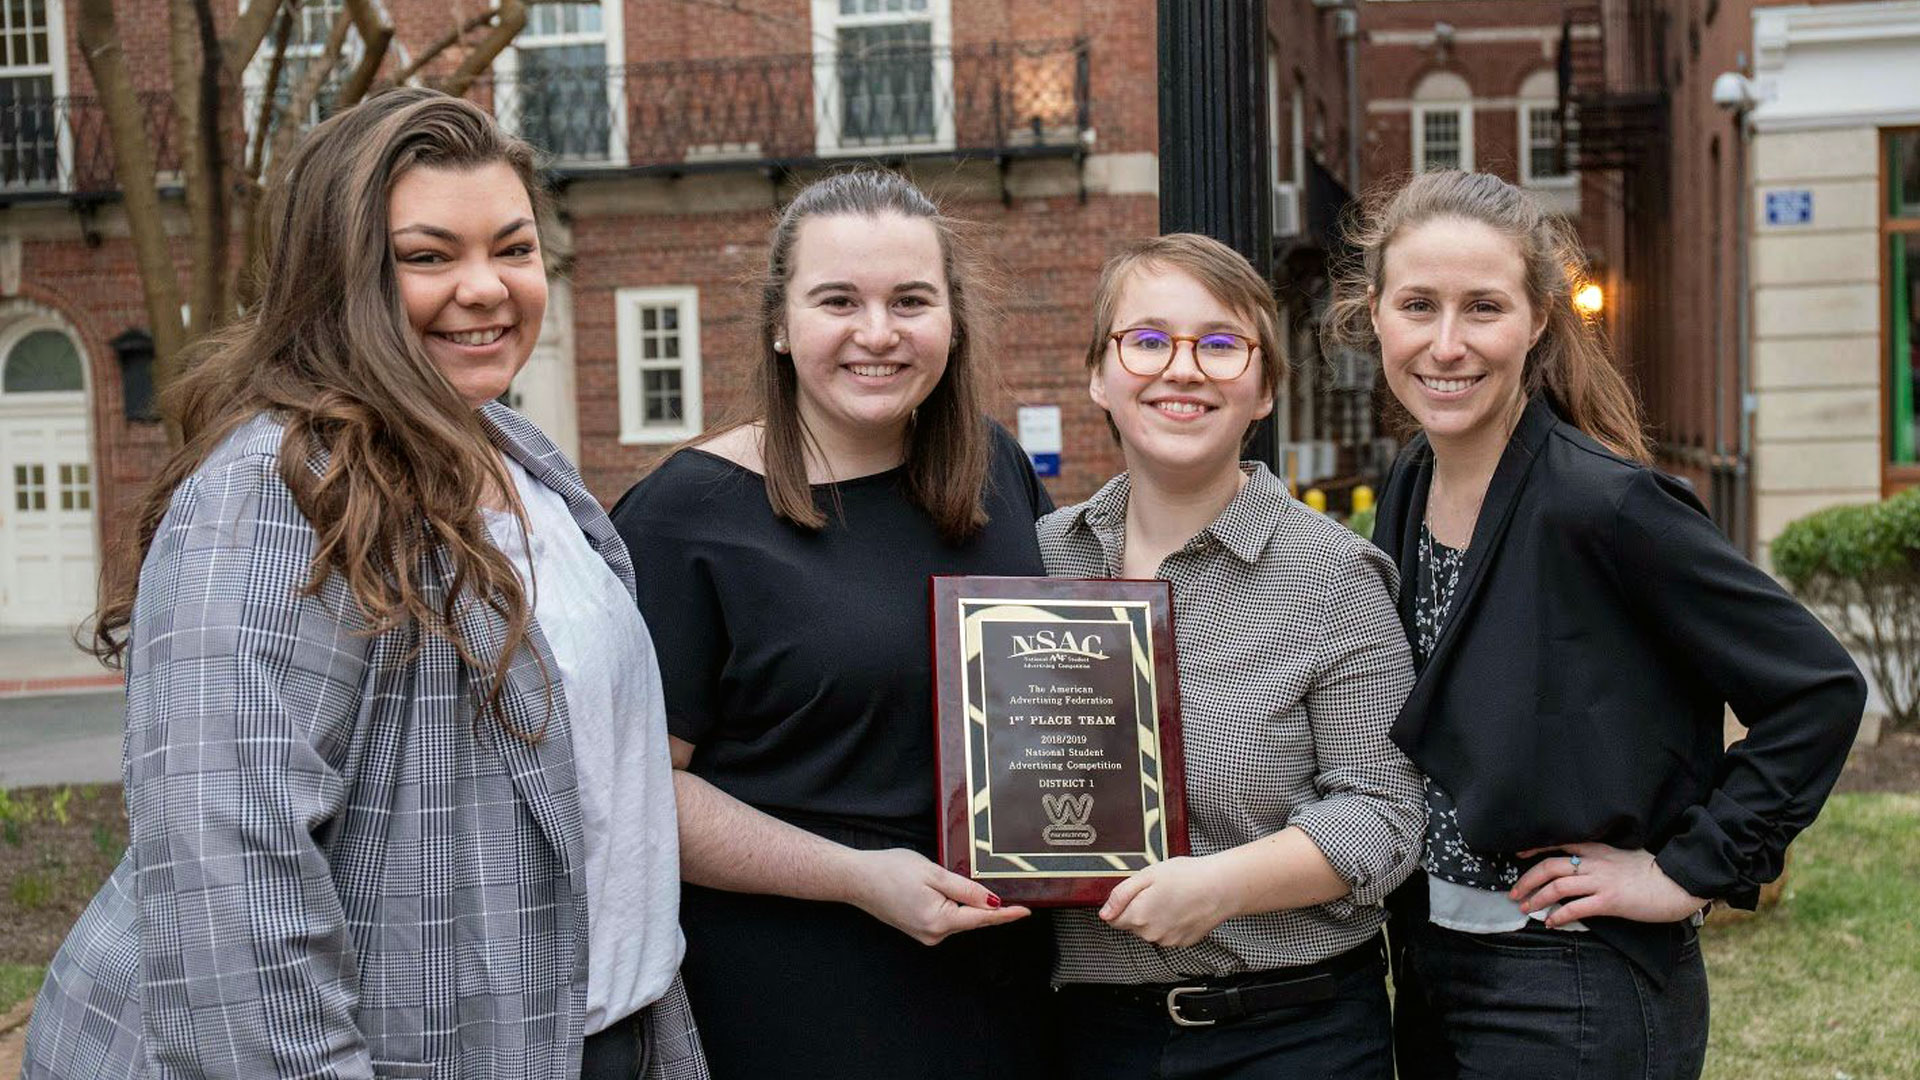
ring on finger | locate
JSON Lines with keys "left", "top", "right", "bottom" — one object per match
{"left": 1569, "top": 855, "right": 1583, "bottom": 873}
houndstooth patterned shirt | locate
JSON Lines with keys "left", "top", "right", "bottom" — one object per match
{"left": 1037, "top": 464, "right": 1425, "bottom": 983}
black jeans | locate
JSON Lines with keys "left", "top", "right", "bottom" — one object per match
{"left": 1393, "top": 920, "right": 1709, "bottom": 1080}
{"left": 580, "top": 1009, "right": 649, "bottom": 1080}
{"left": 1052, "top": 951, "right": 1393, "bottom": 1080}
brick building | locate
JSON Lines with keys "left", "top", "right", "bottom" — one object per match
{"left": 0, "top": 0, "right": 1366, "bottom": 630}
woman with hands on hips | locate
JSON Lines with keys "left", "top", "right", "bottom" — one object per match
{"left": 1037, "top": 234, "right": 1424, "bottom": 1080}
{"left": 610, "top": 170, "right": 1056, "bottom": 1079}
{"left": 1324, "top": 170, "right": 1867, "bottom": 1080}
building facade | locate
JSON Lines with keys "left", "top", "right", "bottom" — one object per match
{"left": 0, "top": 0, "right": 1364, "bottom": 629}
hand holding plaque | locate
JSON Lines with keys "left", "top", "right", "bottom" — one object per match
{"left": 931, "top": 576, "right": 1189, "bottom": 907}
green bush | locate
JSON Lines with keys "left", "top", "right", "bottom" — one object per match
{"left": 1773, "top": 488, "right": 1920, "bottom": 729}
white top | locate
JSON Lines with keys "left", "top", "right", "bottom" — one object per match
{"left": 1427, "top": 875, "right": 1587, "bottom": 934}
{"left": 485, "top": 455, "right": 685, "bottom": 1034}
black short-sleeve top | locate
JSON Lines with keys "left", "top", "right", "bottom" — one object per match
{"left": 610, "top": 425, "right": 1054, "bottom": 851}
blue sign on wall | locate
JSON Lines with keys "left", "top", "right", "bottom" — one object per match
{"left": 1765, "top": 189, "right": 1814, "bottom": 227}
{"left": 1029, "top": 452, "right": 1061, "bottom": 478}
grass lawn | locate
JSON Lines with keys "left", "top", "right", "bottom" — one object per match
{"left": 0, "top": 963, "right": 42, "bottom": 1016}
{"left": 1703, "top": 791, "right": 1920, "bottom": 1080}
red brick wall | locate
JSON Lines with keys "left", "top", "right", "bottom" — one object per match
{"left": 27, "top": 0, "right": 1174, "bottom": 524}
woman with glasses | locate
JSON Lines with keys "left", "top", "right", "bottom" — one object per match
{"left": 1038, "top": 234, "right": 1423, "bottom": 1080}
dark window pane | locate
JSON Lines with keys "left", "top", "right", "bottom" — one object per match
{"left": 663, "top": 335, "right": 679, "bottom": 359}
{"left": 0, "top": 74, "right": 58, "bottom": 188}
{"left": 1892, "top": 234, "right": 1918, "bottom": 464}
{"left": 838, "top": 23, "right": 935, "bottom": 145}
{"left": 1893, "top": 133, "right": 1920, "bottom": 219}
{"left": 516, "top": 39, "right": 611, "bottom": 161}
{"left": 2, "top": 329, "right": 82, "bottom": 392}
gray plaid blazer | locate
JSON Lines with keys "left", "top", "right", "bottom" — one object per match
{"left": 22, "top": 404, "right": 706, "bottom": 1080}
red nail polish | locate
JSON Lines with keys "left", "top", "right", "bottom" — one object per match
{"left": 986, "top": 894, "right": 1003, "bottom": 909}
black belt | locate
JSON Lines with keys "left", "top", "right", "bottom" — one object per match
{"left": 1060, "top": 937, "right": 1384, "bottom": 1028}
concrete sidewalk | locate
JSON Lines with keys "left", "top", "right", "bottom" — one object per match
{"left": 0, "top": 626, "right": 122, "bottom": 697}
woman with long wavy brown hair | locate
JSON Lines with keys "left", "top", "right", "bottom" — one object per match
{"left": 23, "top": 88, "right": 704, "bottom": 1080}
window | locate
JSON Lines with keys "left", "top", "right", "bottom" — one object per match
{"left": 1888, "top": 130, "right": 1920, "bottom": 487}
{"left": 58, "top": 462, "right": 88, "bottom": 510}
{"left": 0, "top": 0, "right": 59, "bottom": 191}
{"left": 1411, "top": 71, "right": 1474, "bottom": 173}
{"left": 498, "top": 1, "right": 624, "bottom": 164}
{"left": 1, "top": 328, "right": 82, "bottom": 392}
{"left": 1518, "top": 70, "right": 1573, "bottom": 186}
{"left": 813, "top": 0, "right": 953, "bottom": 154}
{"left": 617, "top": 286, "right": 702, "bottom": 444}
{"left": 12, "top": 463, "right": 43, "bottom": 511}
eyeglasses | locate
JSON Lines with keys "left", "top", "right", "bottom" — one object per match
{"left": 1108, "top": 327, "right": 1257, "bottom": 380}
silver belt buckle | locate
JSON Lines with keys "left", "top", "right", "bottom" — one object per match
{"left": 1165, "top": 986, "right": 1215, "bottom": 1027}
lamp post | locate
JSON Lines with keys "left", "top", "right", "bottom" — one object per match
{"left": 1158, "top": 0, "right": 1276, "bottom": 467}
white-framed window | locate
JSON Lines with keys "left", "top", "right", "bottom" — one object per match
{"left": 496, "top": 0, "right": 626, "bottom": 165}
{"left": 812, "top": 0, "right": 954, "bottom": 155}
{"left": 0, "top": 0, "right": 67, "bottom": 192}
{"left": 616, "top": 286, "right": 702, "bottom": 444}
{"left": 1518, "top": 70, "right": 1573, "bottom": 187}
{"left": 1411, "top": 71, "right": 1474, "bottom": 173}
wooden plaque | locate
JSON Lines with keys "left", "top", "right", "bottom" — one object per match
{"left": 931, "top": 575, "right": 1189, "bottom": 907}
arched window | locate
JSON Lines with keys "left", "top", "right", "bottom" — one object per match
{"left": 1518, "top": 70, "right": 1571, "bottom": 186}
{"left": 1, "top": 328, "right": 83, "bottom": 393}
{"left": 1412, "top": 71, "right": 1473, "bottom": 173}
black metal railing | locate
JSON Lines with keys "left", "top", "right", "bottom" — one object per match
{"left": 1, "top": 38, "right": 1088, "bottom": 198}
{"left": 0, "top": 91, "right": 184, "bottom": 198}
{"left": 467, "top": 37, "right": 1091, "bottom": 172}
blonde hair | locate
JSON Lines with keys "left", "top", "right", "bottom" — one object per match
{"left": 1084, "top": 234, "right": 1285, "bottom": 443}
{"left": 1322, "top": 170, "right": 1650, "bottom": 462}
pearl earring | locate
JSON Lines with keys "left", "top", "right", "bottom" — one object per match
{"left": 773, "top": 338, "right": 788, "bottom": 354}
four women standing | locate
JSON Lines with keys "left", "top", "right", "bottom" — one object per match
{"left": 21, "top": 81, "right": 1867, "bottom": 1080}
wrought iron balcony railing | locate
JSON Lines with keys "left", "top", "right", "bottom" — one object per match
{"left": 478, "top": 38, "right": 1090, "bottom": 174}
{"left": 0, "top": 38, "right": 1090, "bottom": 199}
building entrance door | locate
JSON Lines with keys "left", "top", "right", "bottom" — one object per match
{"left": 0, "top": 322, "right": 96, "bottom": 629}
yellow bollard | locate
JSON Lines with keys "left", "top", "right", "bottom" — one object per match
{"left": 1303, "top": 488, "right": 1328, "bottom": 513}
{"left": 1351, "top": 485, "right": 1374, "bottom": 514}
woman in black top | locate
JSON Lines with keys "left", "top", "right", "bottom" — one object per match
{"left": 1324, "top": 171, "right": 1866, "bottom": 1080}
{"left": 610, "top": 171, "right": 1055, "bottom": 1079}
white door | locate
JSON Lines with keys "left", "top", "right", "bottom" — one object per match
{"left": 507, "top": 278, "right": 580, "bottom": 463}
{"left": 0, "top": 326, "right": 96, "bottom": 629}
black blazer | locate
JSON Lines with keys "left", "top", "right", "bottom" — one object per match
{"left": 1376, "top": 395, "right": 1866, "bottom": 979}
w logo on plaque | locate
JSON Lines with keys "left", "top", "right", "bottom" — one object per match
{"left": 1041, "top": 793, "right": 1097, "bottom": 846}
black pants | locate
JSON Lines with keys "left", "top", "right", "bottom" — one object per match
{"left": 580, "top": 1009, "right": 648, "bottom": 1080}
{"left": 1052, "top": 950, "right": 1393, "bottom": 1080}
{"left": 1393, "top": 920, "right": 1709, "bottom": 1080}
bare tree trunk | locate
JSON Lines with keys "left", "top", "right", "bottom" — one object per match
{"left": 77, "top": 0, "right": 187, "bottom": 441}
{"left": 169, "top": 0, "right": 228, "bottom": 341}
{"left": 263, "top": 5, "right": 354, "bottom": 187}
{"left": 233, "top": 5, "right": 296, "bottom": 313}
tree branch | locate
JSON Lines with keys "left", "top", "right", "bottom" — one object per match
{"left": 437, "top": 0, "right": 525, "bottom": 99}
{"left": 245, "top": 5, "right": 295, "bottom": 182}
{"left": 336, "top": 0, "right": 393, "bottom": 107}
{"left": 393, "top": 7, "right": 499, "bottom": 86}
{"left": 264, "top": 3, "right": 353, "bottom": 187}
{"left": 225, "top": 0, "right": 287, "bottom": 82}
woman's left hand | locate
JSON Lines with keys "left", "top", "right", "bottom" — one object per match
{"left": 1510, "top": 842, "right": 1708, "bottom": 927}
{"left": 1100, "top": 856, "right": 1236, "bottom": 948}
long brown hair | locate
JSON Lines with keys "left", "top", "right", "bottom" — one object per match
{"left": 93, "top": 89, "right": 549, "bottom": 725}
{"left": 719, "top": 169, "right": 1000, "bottom": 544}
{"left": 1084, "top": 233, "right": 1287, "bottom": 446}
{"left": 1322, "top": 170, "right": 1651, "bottom": 461}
